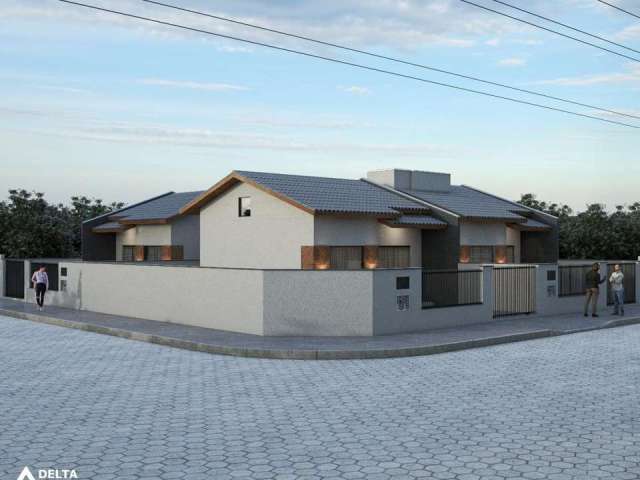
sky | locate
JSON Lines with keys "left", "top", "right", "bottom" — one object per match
{"left": 1, "top": 0, "right": 639, "bottom": 211}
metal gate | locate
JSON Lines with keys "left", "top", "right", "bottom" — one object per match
{"left": 607, "top": 263, "right": 636, "bottom": 305}
{"left": 4, "top": 260, "right": 25, "bottom": 299}
{"left": 493, "top": 265, "right": 537, "bottom": 318}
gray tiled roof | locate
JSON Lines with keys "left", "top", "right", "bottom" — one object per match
{"left": 400, "top": 185, "right": 529, "bottom": 220}
{"left": 92, "top": 221, "right": 129, "bottom": 232}
{"left": 513, "top": 217, "right": 552, "bottom": 230}
{"left": 236, "top": 171, "right": 426, "bottom": 215}
{"left": 387, "top": 215, "right": 448, "bottom": 227}
{"left": 113, "top": 191, "right": 204, "bottom": 222}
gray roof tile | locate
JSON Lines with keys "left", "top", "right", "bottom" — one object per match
{"left": 113, "top": 191, "right": 204, "bottom": 222}
{"left": 236, "top": 171, "right": 426, "bottom": 215}
{"left": 386, "top": 215, "right": 448, "bottom": 227}
{"left": 400, "top": 185, "right": 529, "bottom": 220}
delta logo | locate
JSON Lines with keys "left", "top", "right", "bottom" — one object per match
{"left": 17, "top": 466, "right": 78, "bottom": 480}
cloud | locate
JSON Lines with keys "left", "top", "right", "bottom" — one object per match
{"left": 497, "top": 57, "right": 526, "bottom": 67}
{"left": 137, "top": 78, "right": 250, "bottom": 92}
{"left": 485, "top": 38, "right": 500, "bottom": 47}
{"left": 32, "top": 122, "right": 446, "bottom": 155}
{"left": 338, "top": 85, "right": 371, "bottom": 95}
{"left": 1, "top": 0, "right": 536, "bottom": 51}
{"left": 534, "top": 64, "right": 640, "bottom": 87}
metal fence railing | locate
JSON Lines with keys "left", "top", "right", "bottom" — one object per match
{"left": 422, "top": 269, "right": 483, "bottom": 309}
{"left": 493, "top": 265, "right": 536, "bottom": 318}
{"left": 558, "top": 264, "right": 593, "bottom": 297}
{"left": 607, "top": 263, "right": 637, "bottom": 305}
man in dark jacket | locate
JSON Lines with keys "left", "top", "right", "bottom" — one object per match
{"left": 584, "top": 263, "right": 605, "bottom": 317}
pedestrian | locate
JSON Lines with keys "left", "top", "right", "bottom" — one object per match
{"left": 584, "top": 263, "right": 605, "bottom": 318}
{"left": 609, "top": 264, "right": 625, "bottom": 316}
{"left": 31, "top": 265, "right": 49, "bottom": 311}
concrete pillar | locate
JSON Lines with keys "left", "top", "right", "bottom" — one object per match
{"left": 482, "top": 265, "right": 493, "bottom": 320}
{"left": 636, "top": 263, "right": 640, "bottom": 305}
{"left": 0, "top": 254, "right": 5, "bottom": 297}
{"left": 24, "top": 260, "right": 32, "bottom": 303}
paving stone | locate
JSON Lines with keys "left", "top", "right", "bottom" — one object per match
{"left": 1, "top": 315, "right": 639, "bottom": 480}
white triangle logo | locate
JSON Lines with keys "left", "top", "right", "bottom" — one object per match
{"left": 17, "top": 467, "right": 36, "bottom": 480}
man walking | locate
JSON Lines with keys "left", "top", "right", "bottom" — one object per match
{"left": 31, "top": 265, "right": 49, "bottom": 311}
{"left": 609, "top": 264, "right": 625, "bottom": 316}
{"left": 584, "top": 263, "right": 605, "bottom": 317}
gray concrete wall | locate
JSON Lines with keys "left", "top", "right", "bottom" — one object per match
{"left": 263, "top": 270, "right": 374, "bottom": 336}
{"left": 534, "top": 263, "right": 608, "bottom": 317}
{"left": 421, "top": 215, "right": 460, "bottom": 269}
{"left": 372, "top": 267, "right": 493, "bottom": 335}
{"left": 171, "top": 214, "right": 200, "bottom": 260}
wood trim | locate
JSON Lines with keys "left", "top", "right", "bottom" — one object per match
{"left": 118, "top": 218, "right": 169, "bottom": 225}
{"left": 92, "top": 224, "right": 134, "bottom": 234}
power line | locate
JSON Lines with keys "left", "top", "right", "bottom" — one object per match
{"left": 459, "top": 0, "right": 640, "bottom": 63}
{"left": 597, "top": 0, "right": 640, "bottom": 20}
{"left": 490, "top": 0, "right": 640, "bottom": 55}
{"left": 141, "top": 0, "right": 640, "bottom": 121}
{"left": 56, "top": 0, "right": 640, "bottom": 130}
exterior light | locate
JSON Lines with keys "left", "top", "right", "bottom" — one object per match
{"left": 315, "top": 263, "right": 330, "bottom": 270}
{"left": 365, "top": 262, "right": 378, "bottom": 269}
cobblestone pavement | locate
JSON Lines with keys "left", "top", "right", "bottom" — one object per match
{"left": 1, "top": 316, "right": 639, "bottom": 480}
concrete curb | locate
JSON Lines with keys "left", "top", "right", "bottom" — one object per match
{"left": 2, "top": 308, "right": 640, "bottom": 360}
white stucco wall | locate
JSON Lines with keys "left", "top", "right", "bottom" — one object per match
{"left": 199, "top": 182, "right": 314, "bottom": 269}
{"left": 56, "top": 262, "right": 264, "bottom": 334}
{"left": 506, "top": 226, "right": 521, "bottom": 263}
{"left": 314, "top": 217, "right": 422, "bottom": 267}
{"left": 115, "top": 225, "right": 172, "bottom": 261}
{"left": 459, "top": 221, "right": 506, "bottom": 245}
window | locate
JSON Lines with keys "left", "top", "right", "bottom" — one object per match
{"left": 238, "top": 197, "right": 251, "bottom": 217}
{"left": 461, "top": 245, "right": 516, "bottom": 264}
{"left": 145, "top": 246, "right": 162, "bottom": 262}
{"left": 122, "top": 246, "right": 135, "bottom": 262}
{"left": 469, "top": 246, "right": 494, "bottom": 264}
{"left": 506, "top": 246, "right": 515, "bottom": 264}
{"left": 378, "top": 246, "right": 410, "bottom": 268}
{"left": 330, "top": 246, "right": 362, "bottom": 270}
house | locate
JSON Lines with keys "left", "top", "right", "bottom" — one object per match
{"left": 83, "top": 191, "right": 203, "bottom": 262}
{"left": 172, "top": 168, "right": 558, "bottom": 270}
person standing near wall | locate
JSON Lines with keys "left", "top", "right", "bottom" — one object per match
{"left": 584, "top": 263, "right": 605, "bottom": 318}
{"left": 609, "top": 264, "right": 625, "bottom": 316}
{"left": 31, "top": 265, "right": 49, "bottom": 311}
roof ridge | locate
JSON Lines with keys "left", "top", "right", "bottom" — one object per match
{"left": 236, "top": 170, "right": 362, "bottom": 183}
{"left": 82, "top": 191, "right": 175, "bottom": 224}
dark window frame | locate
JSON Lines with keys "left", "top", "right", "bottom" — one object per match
{"left": 238, "top": 197, "right": 252, "bottom": 217}
{"left": 122, "top": 245, "right": 135, "bottom": 262}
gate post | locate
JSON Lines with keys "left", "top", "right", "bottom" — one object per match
{"left": 483, "top": 265, "right": 493, "bottom": 321}
{"left": 0, "top": 254, "right": 5, "bottom": 297}
{"left": 636, "top": 262, "right": 640, "bottom": 305}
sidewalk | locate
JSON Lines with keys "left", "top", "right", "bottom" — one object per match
{"left": 1, "top": 297, "right": 639, "bottom": 360}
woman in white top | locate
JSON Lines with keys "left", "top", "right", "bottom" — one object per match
{"left": 31, "top": 265, "right": 49, "bottom": 311}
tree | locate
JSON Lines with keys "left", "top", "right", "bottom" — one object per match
{"left": 0, "top": 190, "right": 123, "bottom": 259}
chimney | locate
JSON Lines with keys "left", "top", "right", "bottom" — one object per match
{"left": 367, "top": 169, "right": 451, "bottom": 192}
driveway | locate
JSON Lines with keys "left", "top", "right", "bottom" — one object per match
{"left": 1, "top": 315, "right": 639, "bottom": 479}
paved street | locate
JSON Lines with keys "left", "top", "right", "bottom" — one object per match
{"left": 1, "top": 315, "right": 639, "bottom": 480}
